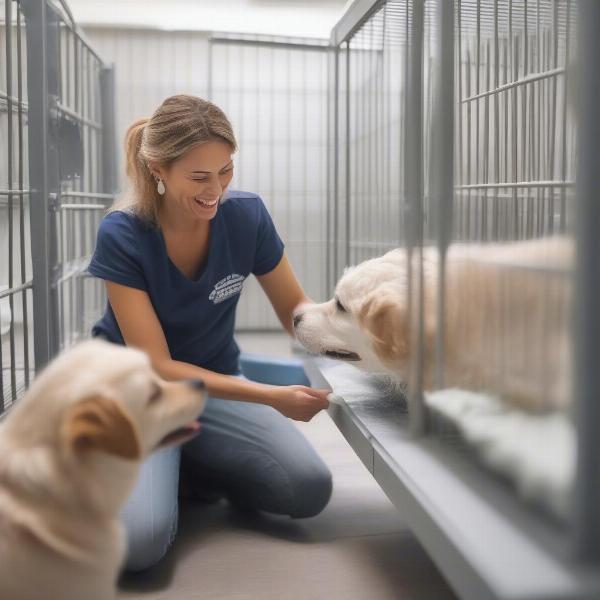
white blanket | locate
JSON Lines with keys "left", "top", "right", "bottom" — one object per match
{"left": 424, "top": 389, "right": 575, "bottom": 520}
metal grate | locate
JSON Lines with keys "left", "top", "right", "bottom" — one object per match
{"left": 208, "top": 33, "right": 330, "bottom": 330}
{"left": 453, "top": 0, "right": 576, "bottom": 243}
{"left": 329, "top": 0, "right": 600, "bottom": 568}
{"left": 0, "top": 0, "right": 32, "bottom": 412}
{"left": 431, "top": 0, "right": 577, "bottom": 527}
{"left": 0, "top": 0, "right": 116, "bottom": 416}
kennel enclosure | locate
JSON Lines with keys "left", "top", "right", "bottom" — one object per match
{"left": 2, "top": 1, "right": 600, "bottom": 598}
{"left": 306, "top": 1, "right": 600, "bottom": 599}
{"left": 0, "top": 0, "right": 116, "bottom": 414}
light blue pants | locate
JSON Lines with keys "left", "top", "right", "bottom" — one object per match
{"left": 120, "top": 376, "right": 333, "bottom": 572}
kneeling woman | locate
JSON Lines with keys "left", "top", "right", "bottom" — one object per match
{"left": 88, "top": 94, "right": 332, "bottom": 572}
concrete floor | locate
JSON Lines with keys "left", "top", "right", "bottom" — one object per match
{"left": 117, "top": 332, "right": 458, "bottom": 600}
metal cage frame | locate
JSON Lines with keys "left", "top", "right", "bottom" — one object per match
{"left": 324, "top": 0, "right": 600, "bottom": 597}
{"left": 0, "top": 0, "right": 116, "bottom": 414}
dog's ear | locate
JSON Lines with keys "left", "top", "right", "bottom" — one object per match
{"left": 358, "top": 284, "right": 408, "bottom": 366}
{"left": 62, "top": 394, "right": 141, "bottom": 460}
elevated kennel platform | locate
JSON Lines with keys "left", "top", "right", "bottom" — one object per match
{"left": 304, "top": 356, "right": 600, "bottom": 600}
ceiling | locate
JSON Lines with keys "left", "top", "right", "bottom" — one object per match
{"left": 68, "top": 0, "right": 351, "bottom": 39}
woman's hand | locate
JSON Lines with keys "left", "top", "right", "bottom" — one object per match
{"left": 268, "top": 385, "right": 331, "bottom": 422}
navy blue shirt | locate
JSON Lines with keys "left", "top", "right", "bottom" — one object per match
{"left": 87, "top": 190, "right": 285, "bottom": 375}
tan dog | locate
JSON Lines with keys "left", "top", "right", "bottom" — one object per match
{"left": 294, "top": 237, "right": 573, "bottom": 412}
{"left": 0, "top": 340, "right": 207, "bottom": 600}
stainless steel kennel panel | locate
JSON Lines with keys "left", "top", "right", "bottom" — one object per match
{"left": 328, "top": 0, "right": 433, "bottom": 422}
{"left": 0, "top": 0, "right": 32, "bottom": 413}
{"left": 49, "top": 0, "right": 116, "bottom": 354}
{"left": 328, "top": 0, "right": 600, "bottom": 581}
{"left": 429, "top": 0, "right": 600, "bottom": 566}
{"left": 426, "top": 0, "right": 579, "bottom": 534}
{"left": 328, "top": 0, "right": 409, "bottom": 293}
{"left": 0, "top": 0, "right": 115, "bottom": 416}
{"left": 208, "top": 34, "right": 330, "bottom": 330}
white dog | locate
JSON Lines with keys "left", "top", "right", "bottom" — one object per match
{"left": 294, "top": 237, "right": 573, "bottom": 412}
{"left": 0, "top": 340, "right": 207, "bottom": 600}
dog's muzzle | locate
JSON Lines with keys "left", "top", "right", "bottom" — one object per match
{"left": 156, "top": 421, "right": 202, "bottom": 449}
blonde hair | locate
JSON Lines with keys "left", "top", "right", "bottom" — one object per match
{"left": 109, "top": 94, "right": 238, "bottom": 224}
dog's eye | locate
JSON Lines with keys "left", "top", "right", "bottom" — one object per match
{"left": 335, "top": 297, "right": 347, "bottom": 313}
{"left": 148, "top": 384, "right": 162, "bottom": 404}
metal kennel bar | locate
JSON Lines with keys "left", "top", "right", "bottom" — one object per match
{"left": 0, "top": 0, "right": 115, "bottom": 416}
{"left": 404, "top": 0, "right": 426, "bottom": 435}
{"left": 20, "top": 0, "right": 56, "bottom": 379}
{"left": 572, "top": 0, "right": 600, "bottom": 563}
{"left": 430, "top": 0, "right": 454, "bottom": 392}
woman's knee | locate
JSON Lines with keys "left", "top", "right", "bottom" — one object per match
{"left": 225, "top": 450, "right": 332, "bottom": 518}
{"left": 122, "top": 504, "right": 179, "bottom": 572}
{"left": 287, "top": 462, "right": 333, "bottom": 518}
{"left": 255, "top": 454, "right": 333, "bottom": 518}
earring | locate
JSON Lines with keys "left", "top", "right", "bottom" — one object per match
{"left": 156, "top": 178, "right": 166, "bottom": 195}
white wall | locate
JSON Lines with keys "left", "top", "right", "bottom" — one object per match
{"left": 87, "top": 27, "right": 211, "bottom": 183}
{"left": 71, "top": 0, "right": 345, "bottom": 39}
{"left": 210, "top": 39, "right": 329, "bottom": 330}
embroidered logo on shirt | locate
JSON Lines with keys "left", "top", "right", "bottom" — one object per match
{"left": 209, "top": 274, "right": 246, "bottom": 304}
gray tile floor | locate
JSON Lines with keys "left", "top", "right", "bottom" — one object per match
{"left": 117, "top": 332, "right": 458, "bottom": 600}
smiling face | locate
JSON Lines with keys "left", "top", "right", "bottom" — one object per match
{"left": 293, "top": 249, "right": 410, "bottom": 377}
{"left": 150, "top": 138, "right": 235, "bottom": 223}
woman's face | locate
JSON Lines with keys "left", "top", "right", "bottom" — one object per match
{"left": 153, "top": 139, "right": 235, "bottom": 222}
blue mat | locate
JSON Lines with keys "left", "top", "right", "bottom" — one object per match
{"left": 239, "top": 352, "right": 310, "bottom": 386}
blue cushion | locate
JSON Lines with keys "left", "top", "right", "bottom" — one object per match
{"left": 239, "top": 353, "right": 310, "bottom": 386}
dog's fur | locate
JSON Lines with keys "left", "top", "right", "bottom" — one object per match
{"left": 0, "top": 340, "right": 207, "bottom": 600}
{"left": 294, "top": 237, "right": 573, "bottom": 412}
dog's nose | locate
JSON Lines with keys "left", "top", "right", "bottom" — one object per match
{"left": 185, "top": 379, "right": 206, "bottom": 391}
{"left": 293, "top": 313, "right": 303, "bottom": 328}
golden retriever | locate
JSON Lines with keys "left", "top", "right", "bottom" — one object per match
{"left": 0, "top": 339, "right": 207, "bottom": 600}
{"left": 293, "top": 236, "right": 573, "bottom": 412}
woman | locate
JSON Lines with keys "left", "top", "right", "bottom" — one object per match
{"left": 87, "top": 94, "right": 332, "bottom": 572}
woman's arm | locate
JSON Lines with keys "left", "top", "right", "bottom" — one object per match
{"left": 105, "top": 280, "right": 329, "bottom": 420}
{"left": 106, "top": 280, "right": 278, "bottom": 402}
{"left": 255, "top": 253, "right": 311, "bottom": 336}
